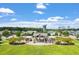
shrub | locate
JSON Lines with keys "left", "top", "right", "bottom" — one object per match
{"left": 0, "top": 34, "right": 2, "bottom": 41}
{"left": 2, "top": 29, "right": 11, "bottom": 37}
{"left": 55, "top": 37, "right": 74, "bottom": 45}
{"left": 55, "top": 32, "right": 58, "bottom": 36}
{"left": 47, "top": 33, "right": 51, "bottom": 36}
{"left": 62, "top": 31, "right": 69, "bottom": 36}
{"left": 15, "top": 31, "right": 21, "bottom": 37}
{"left": 9, "top": 37, "right": 18, "bottom": 44}
{"left": 9, "top": 37, "right": 25, "bottom": 45}
{"left": 22, "top": 32, "right": 34, "bottom": 36}
{"left": 21, "top": 32, "right": 33, "bottom": 36}
{"left": 76, "top": 34, "right": 79, "bottom": 39}
{"left": 0, "top": 34, "right": 3, "bottom": 44}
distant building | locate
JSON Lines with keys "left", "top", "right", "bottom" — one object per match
{"left": 43, "top": 25, "right": 47, "bottom": 32}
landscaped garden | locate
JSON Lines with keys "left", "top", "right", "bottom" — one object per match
{"left": 0, "top": 28, "right": 79, "bottom": 55}
{"left": 0, "top": 42, "right": 79, "bottom": 55}
{"left": 0, "top": 37, "right": 79, "bottom": 55}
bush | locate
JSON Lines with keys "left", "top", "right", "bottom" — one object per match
{"left": 2, "top": 29, "right": 11, "bottom": 37}
{"left": 76, "top": 34, "right": 79, "bottom": 39}
{"left": 55, "top": 37, "right": 74, "bottom": 45}
{"left": 0, "top": 34, "right": 2, "bottom": 41}
{"left": 9, "top": 42, "right": 25, "bottom": 45}
{"left": 0, "top": 34, "right": 3, "bottom": 44}
{"left": 55, "top": 32, "right": 58, "bottom": 36}
{"left": 55, "top": 41, "right": 74, "bottom": 45}
{"left": 62, "top": 31, "right": 69, "bottom": 36}
{"left": 47, "top": 33, "right": 51, "bottom": 36}
{"left": 9, "top": 37, "right": 25, "bottom": 45}
{"left": 22, "top": 32, "right": 33, "bottom": 36}
{"left": 15, "top": 31, "right": 21, "bottom": 37}
{"left": 9, "top": 37, "right": 18, "bottom": 44}
{"left": 0, "top": 41, "right": 3, "bottom": 44}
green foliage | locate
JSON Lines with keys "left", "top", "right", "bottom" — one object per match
{"left": 0, "top": 34, "right": 2, "bottom": 41}
{"left": 21, "top": 32, "right": 34, "bottom": 36}
{"left": 62, "top": 31, "right": 69, "bottom": 36}
{"left": 76, "top": 34, "right": 79, "bottom": 38}
{"left": 0, "top": 27, "right": 43, "bottom": 32}
{"left": 2, "top": 29, "right": 11, "bottom": 37}
{"left": 55, "top": 37, "right": 74, "bottom": 45}
{"left": 47, "top": 33, "right": 51, "bottom": 36}
{"left": 15, "top": 31, "right": 21, "bottom": 37}
{"left": 9, "top": 37, "right": 18, "bottom": 43}
{"left": 8, "top": 37, "right": 24, "bottom": 43}
{"left": 55, "top": 32, "right": 58, "bottom": 36}
{"left": 0, "top": 34, "right": 2, "bottom": 44}
{"left": 56, "top": 37, "right": 73, "bottom": 42}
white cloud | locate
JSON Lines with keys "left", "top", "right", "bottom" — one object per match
{"left": 0, "top": 21, "right": 46, "bottom": 28}
{"left": 74, "top": 18, "right": 79, "bottom": 21}
{"left": 0, "top": 19, "right": 79, "bottom": 29}
{"left": 36, "top": 3, "right": 46, "bottom": 9}
{"left": 34, "top": 3, "right": 48, "bottom": 15}
{"left": 39, "top": 16, "right": 64, "bottom": 22}
{"left": 1, "top": 17, "right": 79, "bottom": 29}
{"left": 0, "top": 8, "right": 15, "bottom": 14}
{"left": 50, "top": 16, "right": 64, "bottom": 20}
{"left": 46, "top": 3, "right": 49, "bottom": 5}
{"left": 47, "top": 16, "right": 64, "bottom": 21}
{"left": 33, "top": 10, "right": 44, "bottom": 14}
{"left": 11, "top": 18, "right": 17, "bottom": 21}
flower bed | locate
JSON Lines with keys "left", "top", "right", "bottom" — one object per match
{"left": 55, "top": 37, "right": 75, "bottom": 45}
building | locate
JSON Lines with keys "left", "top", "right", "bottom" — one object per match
{"left": 43, "top": 25, "right": 47, "bottom": 32}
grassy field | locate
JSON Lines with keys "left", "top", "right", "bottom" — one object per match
{"left": 0, "top": 40, "right": 79, "bottom": 55}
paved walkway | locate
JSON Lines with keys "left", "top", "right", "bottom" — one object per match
{"left": 26, "top": 42, "right": 53, "bottom": 45}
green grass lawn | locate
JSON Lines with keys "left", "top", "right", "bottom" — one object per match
{"left": 0, "top": 40, "right": 79, "bottom": 55}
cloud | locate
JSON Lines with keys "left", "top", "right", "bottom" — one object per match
{"left": 46, "top": 3, "right": 49, "bottom": 6}
{"left": 38, "top": 16, "right": 64, "bottom": 22}
{"left": 0, "top": 19, "right": 79, "bottom": 29}
{"left": 0, "top": 21, "right": 46, "bottom": 28}
{"left": 10, "top": 18, "right": 17, "bottom": 21}
{"left": 47, "top": 16, "right": 64, "bottom": 21}
{"left": 0, "top": 8, "right": 15, "bottom": 14}
{"left": 74, "top": 18, "right": 79, "bottom": 21}
{"left": 33, "top": 10, "right": 44, "bottom": 14}
{"left": 36, "top": 3, "right": 46, "bottom": 9}
{"left": 34, "top": 3, "right": 48, "bottom": 15}
{"left": 1, "top": 16, "right": 79, "bottom": 29}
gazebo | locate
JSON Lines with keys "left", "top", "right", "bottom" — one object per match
{"left": 33, "top": 33, "right": 48, "bottom": 43}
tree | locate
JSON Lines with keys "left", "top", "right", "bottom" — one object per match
{"left": 15, "top": 31, "right": 21, "bottom": 37}
{"left": 76, "top": 34, "right": 79, "bottom": 39}
{"left": 62, "top": 31, "right": 69, "bottom": 36}
{"left": 0, "top": 34, "right": 2, "bottom": 44}
{"left": 2, "top": 29, "right": 11, "bottom": 37}
{"left": 47, "top": 33, "right": 51, "bottom": 36}
{"left": 0, "top": 34, "right": 2, "bottom": 41}
{"left": 55, "top": 32, "right": 58, "bottom": 36}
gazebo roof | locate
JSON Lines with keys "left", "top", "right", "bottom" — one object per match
{"left": 33, "top": 33, "right": 48, "bottom": 37}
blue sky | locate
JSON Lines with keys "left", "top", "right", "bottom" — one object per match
{"left": 0, "top": 3, "right": 79, "bottom": 29}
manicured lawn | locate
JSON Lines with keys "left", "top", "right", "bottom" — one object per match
{"left": 0, "top": 39, "right": 79, "bottom": 55}
{"left": 0, "top": 40, "right": 79, "bottom": 55}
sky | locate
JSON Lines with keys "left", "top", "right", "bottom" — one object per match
{"left": 0, "top": 3, "right": 79, "bottom": 29}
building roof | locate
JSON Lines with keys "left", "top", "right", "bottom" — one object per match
{"left": 33, "top": 33, "right": 48, "bottom": 37}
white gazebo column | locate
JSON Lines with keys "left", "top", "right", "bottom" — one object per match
{"left": 33, "top": 37, "right": 36, "bottom": 43}
{"left": 44, "top": 38, "right": 45, "bottom": 43}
